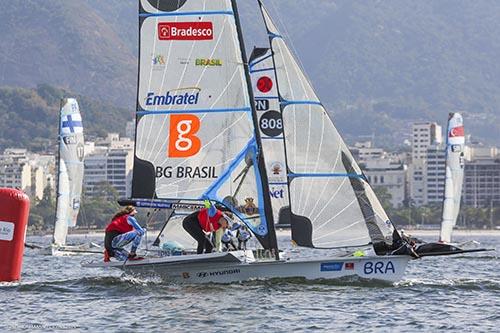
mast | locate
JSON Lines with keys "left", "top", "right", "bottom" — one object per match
{"left": 52, "top": 98, "right": 64, "bottom": 245}
{"left": 231, "top": 0, "right": 278, "bottom": 257}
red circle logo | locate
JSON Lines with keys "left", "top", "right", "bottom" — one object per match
{"left": 257, "top": 76, "right": 273, "bottom": 93}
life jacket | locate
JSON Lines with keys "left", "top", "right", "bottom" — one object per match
{"left": 104, "top": 214, "right": 133, "bottom": 257}
{"left": 105, "top": 214, "right": 133, "bottom": 234}
{"left": 197, "top": 208, "right": 223, "bottom": 233}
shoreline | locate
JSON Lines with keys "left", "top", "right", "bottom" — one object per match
{"left": 28, "top": 229, "right": 500, "bottom": 238}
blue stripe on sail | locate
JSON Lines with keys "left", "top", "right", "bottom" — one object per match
{"left": 269, "top": 182, "right": 288, "bottom": 185}
{"left": 137, "top": 107, "right": 251, "bottom": 115}
{"left": 268, "top": 32, "right": 283, "bottom": 39}
{"left": 288, "top": 173, "right": 365, "bottom": 179}
{"left": 249, "top": 53, "right": 273, "bottom": 69}
{"left": 262, "top": 136, "right": 284, "bottom": 140}
{"left": 281, "top": 100, "right": 322, "bottom": 107}
{"left": 254, "top": 96, "right": 279, "bottom": 100}
{"left": 249, "top": 67, "right": 274, "bottom": 74}
{"left": 140, "top": 11, "right": 233, "bottom": 17}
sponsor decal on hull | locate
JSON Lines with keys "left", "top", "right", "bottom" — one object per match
{"left": 158, "top": 22, "right": 213, "bottom": 41}
{"left": 320, "top": 262, "right": 343, "bottom": 272}
{"left": 197, "top": 268, "right": 241, "bottom": 278}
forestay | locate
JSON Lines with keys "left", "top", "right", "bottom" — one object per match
{"left": 440, "top": 113, "right": 465, "bottom": 243}
{"left": 249, "top": 47, "right": 289, "bottom": 225}
{"left": 133, "top": 0, "right": 276, "bottom": 249}
{"left": 53, "top": 98, "right": 85, "bottom": 246}
{"left": 258, "top": 1, "right": 395, "bottom": 250}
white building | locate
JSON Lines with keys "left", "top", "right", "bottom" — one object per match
{"left": 84, "top": 134, "right": 134, "bottom": 198}
{"left": 0, "top": 149, "right": 32, "bottom": 194}
{"left": 351, "top": 141, "right": 385, "bottom": 162}
{"left": 409, "top": 122, "right": 442, "bottom": 206}
{"left": 363, "top": 158, "right": 408, "bottom": 208}
{"left": 463, "top": 145, "right": 500, "bottom": 208}
{"left": 425, "top": 144, "right": 446, "bottom": 204}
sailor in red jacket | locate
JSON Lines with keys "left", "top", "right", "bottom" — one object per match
{"left": 182, "top": 203, "right": 229, "bottom": 254}
{"left": 104, "top": 206, "right": 145, "bottom": 261}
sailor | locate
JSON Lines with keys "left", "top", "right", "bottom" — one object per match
{"left": 182, "top": 202, "right": 229, "bottom": 254}
{"left": 104, "top": 206, "right": 145, "bottom": 261}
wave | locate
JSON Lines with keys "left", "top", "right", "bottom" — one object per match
{"left": 396, "top": 277, "right": 500, "bottom": 291}
{"left": 0, "top": 274, "right": 167, "bottom": 294}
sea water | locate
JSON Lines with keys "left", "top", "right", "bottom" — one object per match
{"left": 1, "top": 234, "right": 498, "bottom": 332}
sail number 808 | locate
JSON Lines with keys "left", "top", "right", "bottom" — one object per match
{"left": 259, "top": 110, "right": 283, "bottom": 137}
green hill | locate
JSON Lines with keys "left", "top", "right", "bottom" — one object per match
{"left": 0, "top": 84, "right": 132, "bottom": 151}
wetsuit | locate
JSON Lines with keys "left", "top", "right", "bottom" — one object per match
{"left": 104, "top": 214, "right": 145, "bottom": 261}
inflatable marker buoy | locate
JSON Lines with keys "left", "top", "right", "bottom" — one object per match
{"left": 0, "top": 188, "right": 30, "bottom": 282}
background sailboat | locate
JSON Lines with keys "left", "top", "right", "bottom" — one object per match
{"left": 439, "top": 112, "right": 465, "bottom": 243}
{"left": 50, "top": 98, "right": 99, "bottom": 255}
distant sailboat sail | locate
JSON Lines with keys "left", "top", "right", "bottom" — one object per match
{"left": 132, "top": 0, "right": 277, "bottom": 250}
{"left": 53, "top": 98, "right": 85, "bottom": 246}
{"left": 258, "top": 1, "right": 395, "bottom": 251}
{"left": 439, "top": 113, "right": 465, "bottom": 243}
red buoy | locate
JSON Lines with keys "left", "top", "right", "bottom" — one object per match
{"left": 0, "top": 188, "right": 30, "bottom": 282}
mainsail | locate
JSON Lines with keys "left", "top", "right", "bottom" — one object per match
{"left": 257, "top": 1, "right": 395, "bottom": 251}
{"left": 249, "top": 47, "right": 289, "bottom": 225}
{"left": 133, "top": 0, "right": 277, "bottom": 250}
{"left": 439, "top": 113, "right": 465, "bottom": 243}
{"left": 53, "top": 98, "right": 85, "bottom": 246}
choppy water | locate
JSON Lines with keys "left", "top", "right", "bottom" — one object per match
{"left": 1, "top": 234, "right": 499, "bottom": 332}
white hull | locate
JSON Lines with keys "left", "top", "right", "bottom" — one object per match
{"left": 83, "top": 251, "right": 411, "bottom": 284}
{"left": 42, "top": 243, "right": 102, "bottom": 256}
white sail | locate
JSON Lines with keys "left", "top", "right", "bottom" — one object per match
{"left": 258, "top": 2, "right": 395, "bottom": 250}
{"left": 133, "top": 0, "right": 276, "bottom": 249}
{"left": 53, "top": 98, "right": 85, "bottom": 246}
{"left": 439, "top": 113, "right": 465, "bottom": 243}
{"left": 249, "top": 47, "right": 289, "bottom": 225}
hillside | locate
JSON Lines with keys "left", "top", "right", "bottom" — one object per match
{"left": 0, "top": 0, "right": 499, "bottom": 146}
{"left": 0, "top": 84, "right": 132, "bottom": 152}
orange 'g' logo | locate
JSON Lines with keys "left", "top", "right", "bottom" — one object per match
{"left": 168, "top": 114, "right": 201, "bottom": 157}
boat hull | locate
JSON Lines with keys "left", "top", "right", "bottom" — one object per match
{"left": 83, "top": 252, "right": 411, "bottom": 284}
{"left": 40, "top": 243, "right": 103, "bottom": 256}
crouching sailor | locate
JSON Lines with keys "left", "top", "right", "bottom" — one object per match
{"left": 182, "top": 201, "right": 229, "bottom": 254}
{"left": 104, "top": 206, "right": 145, "bottom": 261}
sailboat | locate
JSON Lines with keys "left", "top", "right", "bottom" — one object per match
{"left": 411, "top": 113, "right": 490, "bottom": 255}
{"left": 83, "top": 0, "right": 488, "bottom": 282}
{"left": 439, "top": 112, "right": 465, "bottom": 243}
{"left": 49, "top": 98, "right": 100, "bottom": 255}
